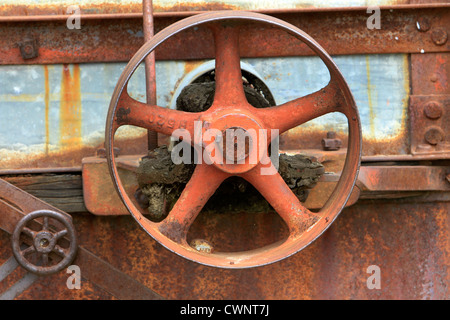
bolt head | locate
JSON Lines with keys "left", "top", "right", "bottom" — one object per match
{"left": 424, "top": 101, "right": 443, "bottom": 119}
{"left": 424, "top": 127, "right": 444, "bottom": 145}
{"left": 18, "top": 38, "right": 39, "bottom": 60}
{"left": 416, "top": 17, "right": 431, "bottom": 32}
{"left": 431, "top": 28, "right": 448, "bottom": 46}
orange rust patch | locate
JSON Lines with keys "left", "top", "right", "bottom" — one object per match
{"left": 183, "top": 60, "right": 205, "bottom": 75}
{"left": 59, "top": 64, "right": 82, "bottom": 148}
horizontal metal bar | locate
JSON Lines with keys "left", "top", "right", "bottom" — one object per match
{"left": 357, "top": 166, "right": 450, "bottom": 192}
{"left": 1, "top": 4, "right": 449, "bottom": 22}
{"left": 0, "top": 167, "right": 82, "bottom": 176}
{"left": 0, "top": 6, "right": 448, "bottom": 65}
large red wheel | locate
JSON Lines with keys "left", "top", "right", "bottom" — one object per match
{"left": 105, "top": 11, "right": 361, "bottom": 268}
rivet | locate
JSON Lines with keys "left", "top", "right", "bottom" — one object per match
{"left": 424, "top": 101, "right": 443, "bottom": 119}
{"left": 431, "top": 28, "right": 448, "bottom": 46}
{"left": 424, "top": 127, "right": 444, "bottom": 145}
{"left": 416, "top": 17, "right": 431, "bottom": 32}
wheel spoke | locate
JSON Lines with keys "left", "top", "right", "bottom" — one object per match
{"left": 21, "top": 246, "right": 35, "bottom": 257}
{"left": 54, "top": 229, "right": 68, "bottom": 240}
{"left": 210, "top": 24, "right": 247, "bottom": 107}
{"left": 114, "top": 87, "right": 202, "bottom": 141}
{"left": 241, "top": 159, "right": 320, "bottom": 236}
{"left": 22, "top": 227, "right": 36, "bottom": 239}
{"left": 157, "top": 163, "right": 228, "bottom": 244}
{"left": 53, "top": 245, "right": 68, "bottom": 258}
{"left": 42, "top": 216, "right": 49, "bottom": 231}
{"left": 255, "top": 80, "right": 345, "bottom": 135}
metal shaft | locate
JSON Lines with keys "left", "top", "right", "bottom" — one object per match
{"left": 143, "top": 0, "right": 158, "bottom": 150}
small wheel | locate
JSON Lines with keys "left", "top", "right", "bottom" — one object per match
{"left": 11, "top": 210, "right": 78, "bottom": 276}
{"left": 106, "top": 11, "right": 361, "bottom": 268}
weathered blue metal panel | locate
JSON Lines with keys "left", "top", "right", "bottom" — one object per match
{"left": 0, "top": 53, "right": 409, "bottom": 168}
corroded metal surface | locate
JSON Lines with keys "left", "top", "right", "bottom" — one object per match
{"left": 1, "top": 198, "right": 447, "bottom": 299}
{"left": 409, "top": 95, "right": 450, "bottom": 156}
{"left": 1, "top": 6, "right": 449, "bottom": 65}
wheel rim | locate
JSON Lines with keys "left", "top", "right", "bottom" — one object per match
{"left": 105, "top": 11, "right": 361, "bottom": 268}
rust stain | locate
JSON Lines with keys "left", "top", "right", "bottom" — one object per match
{"left": 434, "top": 54, "right": 448, "bottom": 93}
{"left": 400, "top": 54, "right": 410, "bottom": 135}
{"left": 44, "top": 65, "right": 50, "bottom": 155}
{"left": 183, "top": 60, "right": 205, "bottom": 75}
{"left": 365, "top": 55, "right": 375, "bottom": 137}
{"left": 59, "top": 64, "right": 82, "bottom": 148}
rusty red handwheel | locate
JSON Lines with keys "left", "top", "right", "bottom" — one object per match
{"left": 106, "top": 11, "right": 361, "bottom": 268}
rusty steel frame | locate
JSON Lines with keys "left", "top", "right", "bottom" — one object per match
{"left": 0, "top": 5, "right": 449, "bottom": 65}
{"left": 105, "top": 11, "right": 362, "bottom": 268}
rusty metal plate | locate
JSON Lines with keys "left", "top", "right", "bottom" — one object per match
{"left": 409, "top": 95, "right": 450, "bottom": 156}
{"left": 0, "top": 6, "right": 449, "bottom": 65}
{"left": 82, "top": 156, "right": 140, "bottom": 216}
{"left": 411, "top": 53, "right": 450, "bottom": 95}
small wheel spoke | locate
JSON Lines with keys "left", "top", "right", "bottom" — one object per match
{"left": 21, "top": 246, "right": 35, "bottom": 257}
{"left": 22, "top": 227, "right": 36, "bottom": 239}
{"left": 53, "top": 245, "right": 68, "bottom": 258}
{"left": 42, "top": 217, "right": 49, "bottom": 231}
{"left": 255, "top": 80, "right": 345, "bottom": 134}
{"left": 157, "top": 163, "right": 228, "bottom": 243}
{"left": 54, "top": 229, "right": 68, "bottom": 240}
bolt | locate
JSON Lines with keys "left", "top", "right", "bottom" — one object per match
{"left": 222, "top": 127, "right": 251, "bottom": 162}
{"left": 430, "top": 74, "right": 438, "bottom": 83}
{"left": 18, "top": 37, "right": 39, "bottom": 60}
{"left": 424, "top": 101, "right": 443, "bottom": 119}
{"left": 321, "top": 131, "right": 342, "bottom": 151}
{"left": 416, "top": 17, "right": 431, "bottom": 32}
{"left": 431, "top": 28, "right": 448, "bottom": 46}
{"left": 24, "top": 45, "right": 33, "bottom": 55}
{"left": 424, "top": 127, "right": 444, "bottom": 145}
